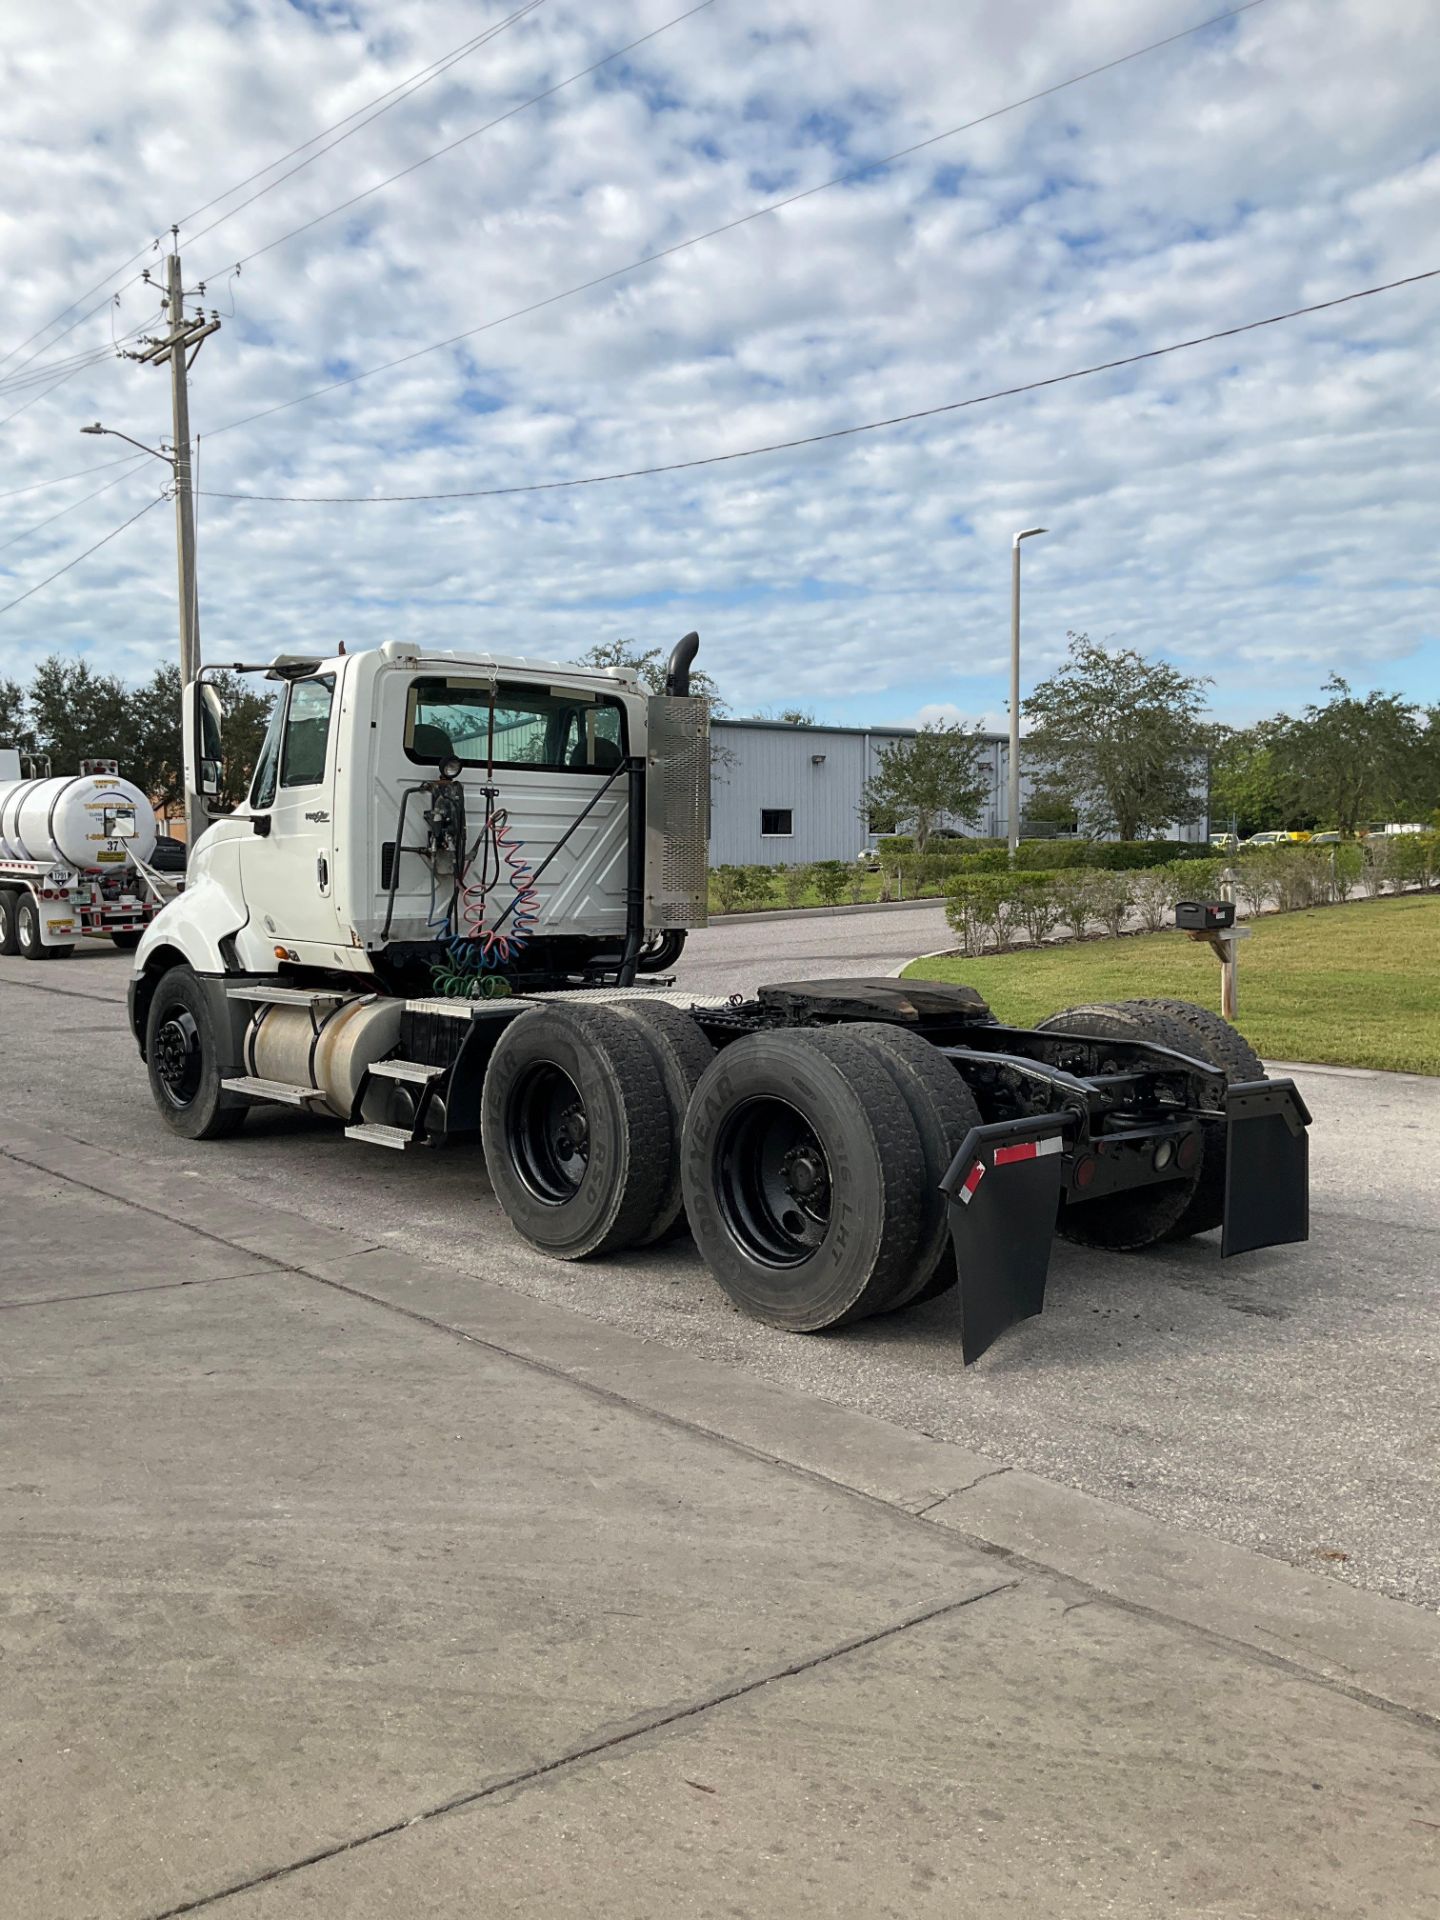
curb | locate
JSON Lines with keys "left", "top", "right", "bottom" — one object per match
{"left": 4, "top": 1116, "right": 1437, "bottom": 1727}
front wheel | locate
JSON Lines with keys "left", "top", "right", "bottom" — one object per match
{"left": 144, "top": 965, "right": 246, "bottom": 1140}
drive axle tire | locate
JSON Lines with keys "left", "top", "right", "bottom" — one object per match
{"left": 1034, "top": 1002, "right": 1206, "bottom": 1250}
{"left": 16, "top": 894, "right": 71, "bottom": 961}
{"left": 0, "top": 889, "right": 19, "bottom": 956}
{"left": 145, "top": 965, "right": 247, "bottom": 1140}
{"left": 481, "top": 1002, "right": 671, "bottom": 1260}
{"left": 834, "top": 1022, "right": 983, "bottom": 1310}
{"left": 1112, "top": 997, "right": 1267, "bottom": 1239}
{"left": 609, "top": 997, "right": 715, "bottom": 1245}
{"left": 681, "top": 1028, "right": 928, "bottom": 1331}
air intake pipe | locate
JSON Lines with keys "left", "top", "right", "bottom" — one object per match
{"left": 664, "top": 631, "right": 700, "bottom": 696}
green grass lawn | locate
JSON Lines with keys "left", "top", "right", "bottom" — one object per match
{"left": 902, "top": 893, "right": 1440, "bottom": 1075}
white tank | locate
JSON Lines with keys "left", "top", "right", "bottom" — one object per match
{"left": 0, "top": 773, "right": 157, "bottom": 870}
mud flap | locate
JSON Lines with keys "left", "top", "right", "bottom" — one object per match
{"left": 940, "top": 1118, "right": 1067, "bottom": 1364}
{"left": 1222, "top": 1078, "right": 1311, "bottom": 1258}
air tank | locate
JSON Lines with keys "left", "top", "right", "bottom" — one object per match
{"left": 0, "top": 773, "right": 157, "bottom": 870}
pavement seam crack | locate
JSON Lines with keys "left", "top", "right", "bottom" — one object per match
{"left": 5, "top": 1139, "right": 1439, "bottom": 1739}
{"left": 0, "top": 1268, "right": 275, "bottom": 1311}
{"left": 140, "top": 1580, "right": 1018, "bottom": 1920}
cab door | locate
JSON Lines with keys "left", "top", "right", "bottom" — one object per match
{"left": 238, "top": 672, "right": 344, "bottom": 961}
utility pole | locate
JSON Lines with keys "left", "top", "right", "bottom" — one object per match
{"left": 1007, "top": 526, "right": 1048, "bottom": 857}
{"left": 128, "top": 235, "right": 220, "bottom": 845}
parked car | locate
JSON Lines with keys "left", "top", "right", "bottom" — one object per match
{"left": 149, "top": 834, "right": 188, "bottom": 874}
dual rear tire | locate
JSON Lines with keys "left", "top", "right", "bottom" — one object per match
{"left": 482, "top": 1002, "right": 973, "bottom": 1329}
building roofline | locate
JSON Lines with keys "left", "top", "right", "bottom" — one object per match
{"left": 715, "top": 717, "right": 1007, "bottom": 745}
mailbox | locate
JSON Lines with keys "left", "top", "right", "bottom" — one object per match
{"left": 1175, "top": 898, "right": 1236, "bottom": 932}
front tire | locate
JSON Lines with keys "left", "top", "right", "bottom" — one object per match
{"left": 144, "top": 965, "right": 246, "bottom": 1140}
{"left": 16, "top": 895, "right": 71, "bottom": 961}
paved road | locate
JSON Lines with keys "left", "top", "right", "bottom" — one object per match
{"left": 2, "top": 932, "right": 1437, "bottom": 1611}
{"left": 673, "top": 899, "right": 950, "bottom": 996}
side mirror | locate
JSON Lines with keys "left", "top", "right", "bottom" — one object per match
{"left": 104, "top": 804, "right": 138, "bottom": 840}
{"left": 184, "top": 680, "right": 226, "bottom": 800}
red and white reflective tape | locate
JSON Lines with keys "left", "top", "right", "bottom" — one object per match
{"left": 993, "top": 1136, "right": 1064, "bottom": 1169}
{"left": 956, "top": 1160, "right": 986, "bottom": 1206}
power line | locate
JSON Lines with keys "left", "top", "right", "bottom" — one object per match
{"left": 196, "top": 0, "right": 718, "bottom": 282}
{"left": 0, "top": 457, "right": 151, "bottom": 556}
{"left": 204, "top": 0, "right": 1269, "bottom": 441}
{"left": 198, "top": 268, "right": 1440, "bottom": 504}
{"left": 0, "top": 454, "right": 143, "bottom": 502}
{"left": 0, "top": 2, "right": 550, "bottom": 378}
{"left": 185, "top": 0, "right": 549, "bottom": 260}
{"left": 0, "top": 492, "right": 166, "bottom": 618}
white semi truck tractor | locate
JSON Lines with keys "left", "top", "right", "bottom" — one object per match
{"left": 0, "top": 756, "right": 166, "bottom": 959}
{"left": 128, "top": 635, "right": 1312, "bottom": 1362}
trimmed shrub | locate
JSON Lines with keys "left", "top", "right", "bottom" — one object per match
{"left": 811, "top": 860, "right": 850, "bottom": 907}
{"left": 1083, "top": 870, "right": 1134, "bottom": 937}
{"left": 1012, "top": 838, "right": 1215, "bottom": 872}
{"left": 1331, "top": 842, "right": 1364, "bottom": 900}
{"left": 779, "top": 863, "right": 811, "bottom": 908}
{"left": 1052, "top": 870, "right": 1099, "bottom": 938}
{"left": 1012, "top": 872, "right": 1063, "bottom": 946}
{"left": 712, "top": 864, "right": 774, "bottom": 913}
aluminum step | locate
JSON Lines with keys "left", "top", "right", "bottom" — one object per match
{"left": 343, "top": 1121, "right": 415, "bottom": 1151}
{"left": 222, "top": 1075, "right": 329, "bottom": 1109}
{"left": 367, "top": 1058, "right": 446, "bottom": 1084}
{"left": 226, "top": 984, "right": 352, "bottom": 1009}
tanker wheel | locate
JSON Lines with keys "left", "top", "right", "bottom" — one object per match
{"left": 144, "top": 965, "right": 246, "bottom": 1140}
{"left": 481, "top": 1002, "right": 672, "bottom": 1260}
{"left": 680, "top": 1029, "right": 928, "bottom": 1331}
{"left": 112, "top": 930, "right": 144, "bottom": 951}
{"left": 16, "top": 894, "right": 72, "bottom": 962}
{"left": 0, "top": 889, "right": 19, "bottom": 956}
{"left": 1110, "top": 998, "right": 1266, "bottom": 1239}
{"left": 608, "top": 998, "right": 714, "bottom": 1245}
{"left": 825, "top": 1023, "right": 983, "bottom": 1311}
{"left": 1034, "top": 1002, "right": 1205, "bottom": 1250}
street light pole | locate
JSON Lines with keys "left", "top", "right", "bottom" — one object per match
{"left": 1008, "top": 526, "right": 1048, "bottom": 857}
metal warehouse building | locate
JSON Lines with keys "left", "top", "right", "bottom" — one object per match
{"left": 707, "top": 718, "right": 1207, "bottom": 865}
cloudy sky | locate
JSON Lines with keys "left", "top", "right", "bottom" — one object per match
{"left": 0, "top": 0, "right": 1434, "bottom": 731}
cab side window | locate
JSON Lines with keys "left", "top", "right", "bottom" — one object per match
{"left": 280, "top": 675, "right": 336, "bottom": 789}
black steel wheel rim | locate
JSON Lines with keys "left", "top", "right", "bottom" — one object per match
{"left": 508, "top": 1062, "right": 590, "bottom": 1205}
{"left": 714, "top": 1096, "right": 832, "bottom": 1268}
{"left": 153, "top": 1005, "right": 203, "bottom": 1109}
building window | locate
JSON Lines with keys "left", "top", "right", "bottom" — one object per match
{"left": 760, "top": 808, "right": 793, "bottom": 836}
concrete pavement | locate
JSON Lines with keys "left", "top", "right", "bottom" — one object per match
{"left": 2, "top": 940, "right": 1437, "bottom": 1613}
{"left": 3, "top": 1121, "right": 1438, "bottom": 1918}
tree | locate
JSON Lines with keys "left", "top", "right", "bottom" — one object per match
{"left": 1022, "top": 633, "right": 1211, "bottom": 841}
{"left": 860, "top": 722, "right": 987, "bottom": 854}
{"left": 579, "top": 638, "right": 731, "bottom": 769}
{"left": 27, "top": 655, "right": 137, "bottom": 773}
{"left": 776, "top": 707, "right": 814, "bottom": 726}
{"left": 127, "top": 663, "right": 184, "bottom": 811}
{"left": 1269, "top": 677, "right": 1426, "bottom": 838}
{"left": 1207, "top": 721, "right": 1293, "bottom": 838}
{"left": 0, "top": 675, "right": 29, "bottom": 751}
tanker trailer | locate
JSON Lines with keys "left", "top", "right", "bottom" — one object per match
{"left": 0, "top": 770, "right": 166, "bottom": 960}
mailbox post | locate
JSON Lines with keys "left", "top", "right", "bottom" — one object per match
{"left": 1175, "top": 878, "right": 1250, "bottom": 1019}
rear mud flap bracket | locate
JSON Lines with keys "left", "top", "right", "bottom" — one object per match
{"left": 940, "top": 1118, "right": 1067, "bottom": 1365}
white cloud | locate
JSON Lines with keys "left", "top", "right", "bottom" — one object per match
{"left": 0, "top": 0, "right": 1435, "bottom": 734}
